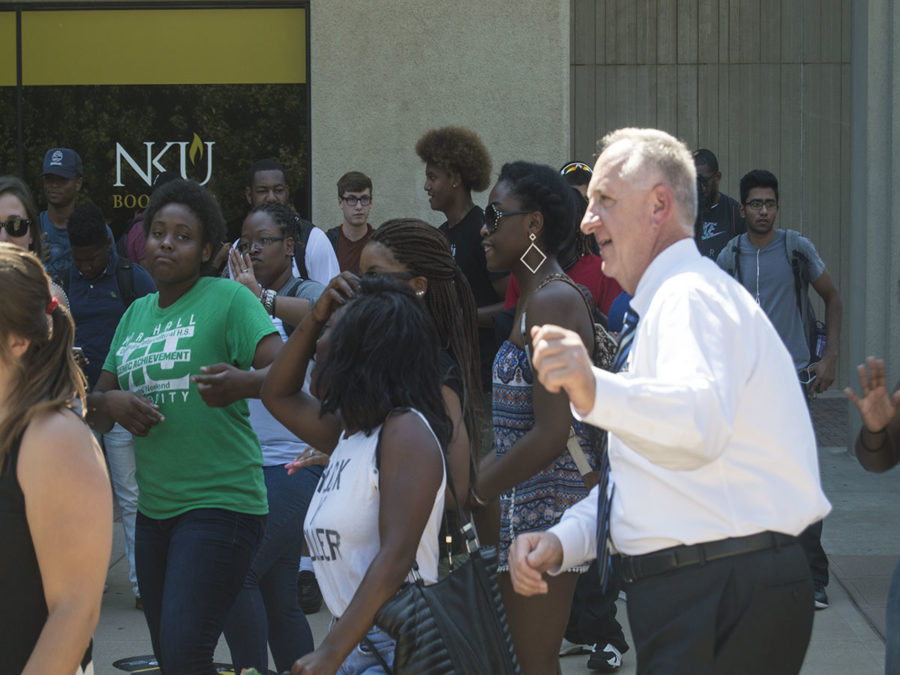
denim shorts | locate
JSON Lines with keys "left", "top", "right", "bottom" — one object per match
{"left": 337, "top": 625, "right": 396, "bottom": 675}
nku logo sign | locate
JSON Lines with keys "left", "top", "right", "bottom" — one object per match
{"left": 114, "top": 133, "right": 214, "bottom": 188}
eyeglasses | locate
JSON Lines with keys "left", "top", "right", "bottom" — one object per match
{"left": 483, "top": 203, "right": 532, "bottom": 234}
{"left": 561, "top": 162, "right": 592, "bottom": 176}
{"left": 236, "top": 236, "right": 286, "bottom": 254}
{"left": 0, "top": 217, "right": 32, "bottom": 238}
{"left": 745, "top": 199, "right": 778, "bottom": 211}
{"left": 341, "top": 195, "right": 372, "bottom": 207}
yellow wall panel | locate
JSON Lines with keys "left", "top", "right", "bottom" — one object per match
{"left": 0, "top": 12, "right": 16, "bottom": 87}
{"left": 22, "top": 9, "right": 306, "bottom": 85}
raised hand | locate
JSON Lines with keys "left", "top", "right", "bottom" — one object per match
{"left": 228, "top": 248, "right": 261, "bottom": 295}
{"left": 845, "top": 357, "right": 900, "bottom": 433}
{"left": 311, "top": 272, "right": 361, "bottom": 324}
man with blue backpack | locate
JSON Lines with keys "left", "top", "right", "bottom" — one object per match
{"left": 717, "top": 168, "right": 843, "bottom": 610}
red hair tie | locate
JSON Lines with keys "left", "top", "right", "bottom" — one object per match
{"left": 46, "top": 297, "right": 59, "bottom": 315}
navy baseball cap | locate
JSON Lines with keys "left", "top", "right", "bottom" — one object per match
{"left": 42, "top": 148, "right": 83, "bottom": 178}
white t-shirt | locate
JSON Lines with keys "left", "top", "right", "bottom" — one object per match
{"left": 304, "top": 409, "right": 446, "bottom": 618}
{"left": 305, "top": 226, "right": 340, "bottom": 286}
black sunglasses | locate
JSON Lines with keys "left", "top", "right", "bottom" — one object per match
{"left": 483, "top": 203, "right": 532, "bottom": 234}
{"left": 0, "top": 217, "right": 32, "bottom": 238}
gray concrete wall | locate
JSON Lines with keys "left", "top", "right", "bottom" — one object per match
{"left": 571, "top": 0, "right": 853, "bottom": 388}
{"left": 848, "top": 0, "right": 900, "bottom": 439}
{"left": 308, "top": 0, "right": 571, "bottom": 228}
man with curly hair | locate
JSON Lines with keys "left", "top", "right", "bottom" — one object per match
{"left": 416, "top": 126, "right": 506, "bottom": 395}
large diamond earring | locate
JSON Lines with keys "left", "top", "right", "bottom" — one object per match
{"left": 520, "top": 233, "right": 547, "bottom": 274}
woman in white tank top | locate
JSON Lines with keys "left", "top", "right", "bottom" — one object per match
{"left": 263, "top": 274, "right": 450, "bottom": 674}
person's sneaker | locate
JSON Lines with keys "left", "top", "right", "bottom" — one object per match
{"left": 297, "top": 570, "right": 323, "bottom": 614}
{"left": 559, "top": 637, "right": 591, "bottom": 656}
{"left": 587, "top": 642, "right": 623, "bottom": 672}
{"left": 814, "top": 586, "right": 829, "bottom": 610}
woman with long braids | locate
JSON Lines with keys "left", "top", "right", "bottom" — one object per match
{"left": 470, "top": 161, "right": 600, "bottom": 673}
{"left": 0, "top": 243, "right": 111, "bottom": 673}
{"left": 360, "top": 219, "right": 481, "bottom": 508}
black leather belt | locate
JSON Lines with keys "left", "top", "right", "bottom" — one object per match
{"left": 618, "top": 531, "right": 798, "bottom": 583}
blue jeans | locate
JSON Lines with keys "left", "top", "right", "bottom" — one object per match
{"left": 337, "top": 626, "right": 396, "bottom": 675}
{"left": 135, "top": 508, "right": 265, "bottom": 675}
{"left": 886, "top": 560, "right": 900, "bottom": 674}
{"left": 103, "top": 423, "right": 139, "bottom": 597}
{"left": 224, "top": 465, "right": 322, "bottom": 673}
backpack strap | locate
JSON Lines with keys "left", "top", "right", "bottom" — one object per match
{"left": 277, "top": 277, "right": 306, "bottom": 337}
{"left": 293, "top": 217, "right": 316, "bottom": 281}
{"left": 326, "top": 226, "right": 341, "bottom": 252}
{"left": 719, "top": 234, "right": 743, "bottom": 282}
{"left": 115, "top": 257, "right": 137, "bottom": 309}
{"left": 784, "top": 229, "right": 807, "bottom": 312}
{"left": 783, "top": 229, "right": 819, "bottom": 362}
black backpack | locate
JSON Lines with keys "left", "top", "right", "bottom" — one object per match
{"left": 60, "top": 257, "right": 137, "bottom": 309}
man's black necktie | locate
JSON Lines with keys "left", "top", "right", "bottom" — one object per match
{"left": 597, "top": 307, "right": 639, "bottom": 589}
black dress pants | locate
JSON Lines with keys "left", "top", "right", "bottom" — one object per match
{"left": 798, "top": 518, "right": 829, "bottom": 588}
{"left": 625, "top": 540, "right": 813, "bottom": 675}
{"left": 565, "top": 558, "right": 628, "bottom": 653}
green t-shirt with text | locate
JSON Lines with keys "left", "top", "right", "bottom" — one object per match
{"left": 103, "top": 276, "right": 276, "bottom": 519}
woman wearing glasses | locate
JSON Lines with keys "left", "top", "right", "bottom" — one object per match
{"left": 221, "top": 201, "right": 325, "bottom": 674}
{"left": 0, "top": 176, "right": 68, "bottom": 309}
{"left": 86, "top": 179, "right": 282, "bottom": 674}
{"left": 471, "top": 161, "right": 601, "bottom": 674}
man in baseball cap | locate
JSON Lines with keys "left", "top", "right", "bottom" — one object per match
{"left": 40, "top": 147, "right": 84, "bottom": 281}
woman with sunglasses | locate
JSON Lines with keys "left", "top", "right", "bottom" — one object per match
{"left": 0, "top": 176, "right": 68, "bottom": 309}
{"left": 471, "top": 161, "right": 601, "bottom": 674}
{"left": 86, "top": 179, "right": 282, "bottom": 674}
{"left": 221, "top": 201, "right": 325, "bottom": 674}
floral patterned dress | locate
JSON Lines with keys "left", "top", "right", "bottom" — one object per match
{"left": 492, "top": 339, "right": 600, "bottom": 571}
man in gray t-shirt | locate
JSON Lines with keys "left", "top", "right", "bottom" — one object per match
{"left": 717, "top": 169, "right": 843, "bottom": 612}
{"left": 716, "top": 170, "right": 842, "bottom": 391}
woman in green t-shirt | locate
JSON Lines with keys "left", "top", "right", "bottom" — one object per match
{"left": 86, "top": 179, "right": 281, "bottom": 673}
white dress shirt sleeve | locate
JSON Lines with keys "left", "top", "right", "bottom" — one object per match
{"left": 575, "top": 281, "right": 747, "bottom": 471}
{"left": 546, "top": 484, "right": 600, "bottom": 574}
{"left": 304, "top": 227, "right": 340, "bottom": 285}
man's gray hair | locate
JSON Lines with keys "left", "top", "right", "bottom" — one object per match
{"left": 600, "top": 128, "right": 697, "bottom": 233}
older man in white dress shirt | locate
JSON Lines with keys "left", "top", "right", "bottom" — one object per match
{"left": 509, "top": 128, "right": 831, "bottom": 674}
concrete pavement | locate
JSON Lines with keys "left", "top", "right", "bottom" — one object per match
{"left": 91, "top": 393, "right": 899, "bottom": 674}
